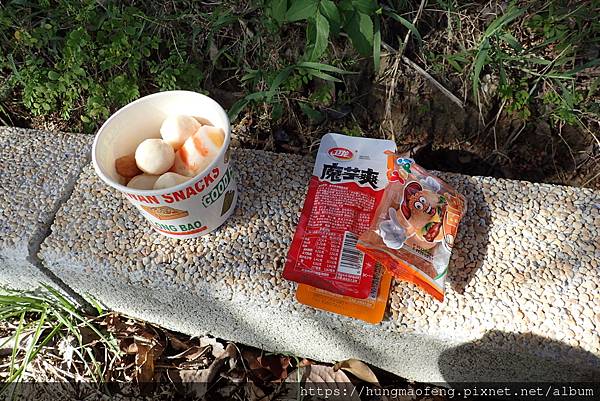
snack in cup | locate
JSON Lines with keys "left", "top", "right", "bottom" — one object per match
{"left": 153, "top": 172, "right": 190, "bottom": 190}
{"left": 357, "top": 154, "right": 466, "bottom": 302}
{"left": 193, "top": 116, "right": 213, "bottom": 126}
{"left": 127, "top": 174, "right": 159, "bottom": 190}
{"left": 172, "top": 125, "right": 225, "bottom": 177}
{"left": 114, "top": 154, "right": 142, "bottom": 178}
{"left": 114, "top": 114, "right": 224, "bottom": 190}
{"left": 95, "top": 91, "right": 237, "bottom": 239}
{"left": 160, "top": 114, "right": 201, "bottom": 150}
{"left": 135, "top": 138, "right": 175, "bottom": 175}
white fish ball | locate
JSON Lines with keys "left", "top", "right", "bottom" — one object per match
{"left": 135, "top": 138, "right": 175, "bottom": 175}
{"left": 127, "top": 174, "right": 160, "bottom": 190}
{"left": 153, "top": 172, "right": 190, "bottom": 190}
{"left": 160, "top": 115, "right": 201, "bottom": 150}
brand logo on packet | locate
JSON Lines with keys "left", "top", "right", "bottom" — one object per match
{"left": 328, "top": 147, "right": 354, "bottom": 161}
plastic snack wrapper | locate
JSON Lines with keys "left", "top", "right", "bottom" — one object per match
{"left": 296, "top": 264, "right": 393, "bottom": 324}
{"left": 283, "top": 133, "right": 397, "bottom": 298}
{"left": 357, "top": 153, "right": 466, "bottom": 301}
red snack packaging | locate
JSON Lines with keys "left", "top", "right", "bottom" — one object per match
{"left": 283, "top": 133, "right": 397, "bottom": 298}
{"left": 357, "top": 154, "right": 466, "bottom": 301}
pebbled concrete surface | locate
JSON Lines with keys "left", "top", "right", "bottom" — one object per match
{"left": 0, "top": 127, "right": 92, "bottom": 291}
{"left": 39, "top": 148, "right": 600, "bottom": 383}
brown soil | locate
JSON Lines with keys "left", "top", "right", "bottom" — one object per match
{"left": 222, "top": 58, "right": 599, "bottom": 190}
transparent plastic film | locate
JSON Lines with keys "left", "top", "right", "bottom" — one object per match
{"left": 357, "top": 153, "right": 466, "bottom": 301}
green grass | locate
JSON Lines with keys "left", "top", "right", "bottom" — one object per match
{"left": 0, "top": 0, "right": 598, "bottom": 166}
{"left": 0, "top": 0, "right": 422, "bottom": 133}
{"left": 0, "top": 285, "right": 119, "bottom": 397}
{"left": 431, "top": 0, "right": 600, "bottom": 128}
{"left": 0, "top": 0, "right": 209, "bottom": 131}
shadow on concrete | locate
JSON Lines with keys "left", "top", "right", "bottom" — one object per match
{"left": 443, "top": 175, "right": 491, "bottom": 295}
{"left": 439, "top": 330, "right": 600, "bottom": 383}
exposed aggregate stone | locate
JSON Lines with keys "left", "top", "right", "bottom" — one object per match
{"left": 0, "top": 127, "right": 92, "bottom": 289}
{"left": 39, "top": 148, "right": 600, "bottom": 370}
{"left": 389, "top": 173, "right": 599, "bottom": 367}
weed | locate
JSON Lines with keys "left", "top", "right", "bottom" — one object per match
{"left": 498, "top": 79, "right": 532, "bottom": 120}
{"left": 0, "top": 1, "right": 207, "bottom": 132}
{"left": 229, "top": 61, "right": 351, "bottom": 122}
{"left": 437, "top": 1, "right": 599, "bottom": 128}
{"left": 268, "top": 0, "right": 381, "bottom": 62}
{"left": 344, "top": 122, "right": 364, "bottom": 137}
{"left": 233, "top": 0, "right": 421, "bottom": 123}
{"left": 0, "top": 285, "right": 119, "bottom": 397}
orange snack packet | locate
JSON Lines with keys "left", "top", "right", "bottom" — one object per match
{"left": 296, "top": 264, "right": 393, "bottom": 324}
{"left": 357, "top": 153, "right": 466, "bottom": 301}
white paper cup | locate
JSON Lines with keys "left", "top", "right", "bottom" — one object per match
{"left": 92, "top": 91, "right": 238, "bottom": 239}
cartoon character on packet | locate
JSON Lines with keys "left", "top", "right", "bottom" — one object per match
{"left": 357, "top": 155, "right": 467, "bottom": 301}
{"left": 378, "top": 176, "right": 448, "bottom": 251}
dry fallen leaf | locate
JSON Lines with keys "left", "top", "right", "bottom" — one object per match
{"left": 222, "top": 368, "right": 246, "bottom": 383}
{"left": 167, "top": 345, "right": 208, "bottom": 362}
{"left": 334, "top": 358, "right": 380, "bottom": 386}
{"left": 170, "top": 343, "right": 238, "bottom": 398}
{"left": 286, "top": 364, "right": 360, "bottom": 401}
{"left": 135, "top": 342, "right": 155, "bottom": 394}
{"left": 169, "top": 368, "right": 212, "bottom": 399}
{"left": 199, "top": 336, "right": 225, "bottom": 358}
{"left": 104, "top": 313, "right": 127, "bottom": 333}
{"left": 0, "top": 332, "right": 34, "bottom": 357}
{"left": 242, "top": 349, "right": 263, "bottom": 370}
{"left": 119, "top": 338, "right": 138, "bottom": 355}
{"left": 299, "top": 358, "right": 312, "bottom": 367}
{"left": 242, "top": 349, "right": 291, "bottom": 383}
{"left": 127, "top": 326, "right": 166, "bottom": 393}
{"left": 166, "top": 333, "right": 190, "bottom": 351}
{"left": 245, "top": 381, "right": 267, "bottom": 401}
{"left": 258, "top": 354, "right": 291, "bottom": 381}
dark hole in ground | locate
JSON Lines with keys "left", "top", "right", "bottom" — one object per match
{"left": 0, "top": 108, "right": 31, "bottom": 128}
{"left": 412, "top": 144, "right": 507, "bottom": 179}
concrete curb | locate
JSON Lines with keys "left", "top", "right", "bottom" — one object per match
{"left": 37, "top": 146, "right": 600, "bottom": 383}
{"left": 0, "top": 127, "right": 92, "bottom": 293}
{"left": 1, "top": 127, "right": 597, "bottom": 382}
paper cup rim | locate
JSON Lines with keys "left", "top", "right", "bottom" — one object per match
{"left": 92, "top": 90, "right": 231, "bottom": 196}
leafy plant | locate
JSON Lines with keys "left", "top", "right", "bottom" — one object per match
{"left": 229, "top": 61, "right": 350, "bottom": 121}
{"left": 498, "top": 79, "right": 532, "bottom": 120}
{"left": 268, "top": 0, "right": 418, "bottom": 67}
{"left": 543, "top": 83, "right": 584, "bottom": 126}
{"left": 0, "top": 1, "right": 206, "bottom": 132}
{"left": 470, "top": 4, "right": 527, "bottom": 104}
{"left": 265, "top": 0, "right": 383, "bottom": 100}
{"left": 233, "top": 0, "right": 421, "bottom": 123}
{"left": 344, "top": 122, "right": 364, "bottom": 137}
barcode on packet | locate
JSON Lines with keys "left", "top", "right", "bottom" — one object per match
{"left": 368, "top": 265, "right": 382, "bottom": 300}
{"left": 337, "top": 231, "right": 364, "bottom": 276}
